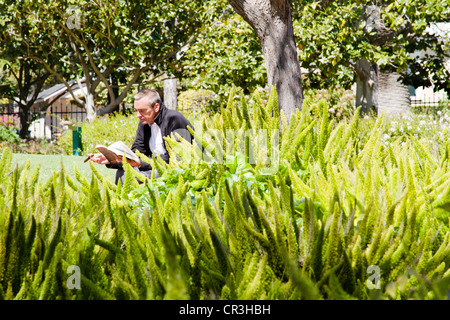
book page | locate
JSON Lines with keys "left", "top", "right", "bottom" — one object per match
{"left": 98, "top": 141, "right": 140, "bottom": 162}
{"left": 96, "top": 145, "right": 119, "bottom": 163}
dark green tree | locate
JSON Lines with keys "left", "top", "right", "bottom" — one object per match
{"left": 0, "top": 0, "right": 60, "bottom": 138}
{"left": 24, "top": 0, "right": 208, "bottom": 121}
{"left": 181, "top": 0, "right": 267, "bottom": 110}
{"left": 293, "top": 1, "right": 450, "bottom": 114}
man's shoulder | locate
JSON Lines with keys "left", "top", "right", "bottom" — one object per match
{"left": 164, "top": 108, "right": 190, "bottom": 125}
{"left": 164, "top": 107, "right": 186, "bottom": 118}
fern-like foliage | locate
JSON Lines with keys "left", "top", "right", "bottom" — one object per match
{"left": 2, "top": 87, "right": 450, "bottom": 300}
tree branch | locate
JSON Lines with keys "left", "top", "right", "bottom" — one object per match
{"left": 5, "top": 62, "right": 20, "bottom": 84}
{"left": 25, "top": 73, "right": 49, "bottom": 109}
{"left": 370, "top": 18, "right": 413, "bottom": 46}
{"left": 28, "top": 55, "right": 85, "bottom": 106}
{"left": 57, "top": 20, "right": 117, "bottom": 103}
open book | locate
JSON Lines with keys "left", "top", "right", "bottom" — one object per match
{"left": 96, "top": 141, "right": 140, "bottom": 163}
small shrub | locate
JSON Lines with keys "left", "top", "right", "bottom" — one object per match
{"left": 381, "top": 112, "right": 450, "bottom": 148}
{"left": 303, "top": 88, "right": 356, "bottom": 121}
{"left": 56, "top": 112, "right": 138, "bottom": 155}
{"left": 1, "top": 137, "right": 63, "bottom": 155}
{"left": 0, "top": 123, "right": 20, "bottom": 144}
{"left": 0, "top": 114, "right": 19, "bottom": 129}
{"left": 177, "top": 88, "right": 217, "bottom": 115}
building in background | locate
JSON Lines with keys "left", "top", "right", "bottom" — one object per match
{"left": 28, "top": 81, "right": 87, "bottom": 139}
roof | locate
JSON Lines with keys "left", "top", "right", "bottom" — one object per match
{"left": 34, "top": 79, "right": 85, "bottom": 104}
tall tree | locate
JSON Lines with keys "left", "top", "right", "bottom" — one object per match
{"left": 26, "top": 0, "right": 207, "bottom": 121}
{"left": 181, "top": 0, "right": 267, "bottom": 109}
{"left": 0, "top": 0, "right": 59, "bottom": 138}
{"left": 293, "top": 1, "right": 450, "bottom": 115}
{"left": 226, "top": 0, "right": 303, "bottom": 122}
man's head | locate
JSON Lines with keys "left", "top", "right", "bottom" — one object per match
{"left": 134, "top": 89, "right": 162, "bottom": 125}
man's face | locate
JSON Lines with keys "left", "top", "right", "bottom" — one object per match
{"left": 134, "top": 98, "right": 160, "bottom": 125}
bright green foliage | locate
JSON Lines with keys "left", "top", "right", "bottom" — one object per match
{"left": 294, "top": 1, "right": 450, "bottom": 95}
{"left": 0, "top": 124, "right": 20, "bottom": 145}
{"left": 1, "top": 0, "right": 209, "bottom": 122}
{"left": 56, "top": 113, "right": 138, "bottom": 156}
{"left": 1, "top": 88, "right": 450, "bottom": 300}
{"left": 181, "top": 0, "right": 267, "bottom": 110}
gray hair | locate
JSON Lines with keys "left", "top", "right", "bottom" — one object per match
{"left": 134, "top": 89, "right": 162, "bottom": 107}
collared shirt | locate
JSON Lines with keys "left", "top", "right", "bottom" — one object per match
{"left": 130, "top": 103, "right": 193, "bottom": 172}
{"left": 149, "top": 122, "right": 166, "bottom": 157}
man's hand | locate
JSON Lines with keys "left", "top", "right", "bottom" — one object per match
{"left": 86, "top": 153, "right": 141, "bottom": 167}
{"left": 115, "top": 155, "right": 141, "bottom": 167}
{"left": 86, "top": 153, "right": 111, "bottom": 165}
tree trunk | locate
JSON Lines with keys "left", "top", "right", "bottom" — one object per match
{"left": 355, "top": 59, "right": 379, "bottom": 116}
{"left": 354, "top": 5, "right": 413, "bottom": 118}
{"left": 164, "top": 73, "right": 178, "bottom": 110}
{"left": 377, "top": 72, "right": 411, "bottom": 116}
{"left": 18, "top": 107, "right": 30, "bottom": 139}
{"left": 96, "top": 67, "right": 144, "bottom": 117}
{"left": 108, "top": 74, "right": 120, "bottom": 113}
{"left": 85, "top": 92, "right": 96, "bottom": 122}
{"left": 227, "top": 0, "right": 303, "bottom": 123}
{"left": 14, "top": 64, "right": 49, "bottom": 139}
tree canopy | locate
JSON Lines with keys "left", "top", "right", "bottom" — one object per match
{"left": 1, "top": 0, "right": 209, "bottom": 126}
{"left": 183, "top": 0, "right": 450, "bottom": 115}
{"left": 1, "top": 0, "right": 449, "bottom": 135}
{"left": 294, "top": 1, "right": 450, "bottom": 95}
{"left": 181, "top": 1, "right": 267, "bottom": 110}
{"left": 0, "top": 0, "right": 61, "bottom": 137}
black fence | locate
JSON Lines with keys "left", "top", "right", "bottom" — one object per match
{"left": 0, "top": 104, "right": 87, "bottom": 139}
{"left": 410, "top": 93, "right": 450, "bottom": 118}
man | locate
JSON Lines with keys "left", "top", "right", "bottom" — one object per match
{"left": 88, "top": 89, "right": 193, "bottom": 184}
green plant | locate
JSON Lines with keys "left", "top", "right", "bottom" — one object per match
{"left": 3, "top": 138, "right": 63, "bottom": 155}
{"left": 303, "top": 88, "right": 356, "bottom": 122}
{"left": 0, "top": 114, "right": 19, "bottom": 129}
{"left": 182, "top": 5, "right": 267, "bottom": 110}
{"left": 177, "top": 89, "right": 217, "bottom": 115}
{"left": 1, "top": 88, "right": 450, "bottom": 300}
{"left": 0, "top": 123, "right": 20, "bottom": 144}
{"left": 55, "top": 113, "right": 138, "bottom": 156}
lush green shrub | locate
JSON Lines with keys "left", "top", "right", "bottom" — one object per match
{"left": 56, "top": 113, "right": 138, "bottom": 155}
{"left": 381, "top": 112, "right": 450, "bottom": 147}
{"left": 2, "top": 138, "right": 63, "bottom": 155}
{"left": 177, "top": 89, "right": 217, "bottom": 115}
{"left": 0, "top": 123, "right": 20, "bottom": 144}
{"left": 181, "top": 9, "right": 267, "bottom": 111}
{"left": 303, "top": 88, "right": 356, "bottom": 122}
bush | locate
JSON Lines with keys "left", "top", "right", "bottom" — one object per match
{"left": 177, "top": 89, "right": 217, "bottom": 116}
{"left": 2, "top": 138, "right": 63, "bottom": 155}
{"left": 0, "top": 123, "right": 20, "bottom": 144}
{"left": 0, "top": 121, "right": 63, "bottom": 155}
{"left": 0, "top": 114, "right": 19, "bottom": 129}
{"left": 381, "top": 112, "right": 450, "bottom": 147}
{"left": 56, "top": 112, "right": 138, "bottom": 155}
{"left": 303, "top": 87, "right": 356, "bottom": 121}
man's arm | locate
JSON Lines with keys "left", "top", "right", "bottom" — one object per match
{"left": 87, "top": 153, "right": 141, "bottom": 167}
{"left": 131, "top": 122, "right": 148, "bottom": 154}
{"left": 93, "top": 122, "right": 149, "bottom": 170}
{"left": 168, "top": 113, "right": 194, "bottom": 143}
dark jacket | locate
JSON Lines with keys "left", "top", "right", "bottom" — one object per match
{"left": 108, "top": 103, "right": 193, "bottom": 171}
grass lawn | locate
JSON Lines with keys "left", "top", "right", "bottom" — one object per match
{"left": 11, "top": 153, "right": 115, "bottom": 183}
